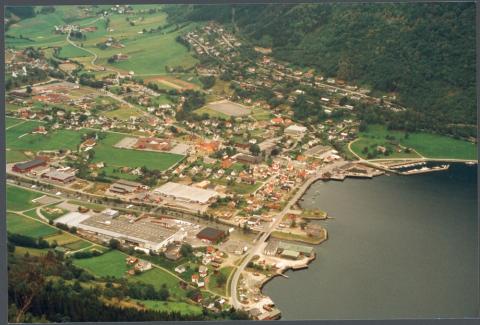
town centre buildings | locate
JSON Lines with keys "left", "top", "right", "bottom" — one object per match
{"left": 55, "top": 211, "right": 186, "bottom": 253}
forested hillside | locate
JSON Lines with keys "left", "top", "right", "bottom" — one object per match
{"left": 166, "top": 3, "right": 476, "bottom": 136}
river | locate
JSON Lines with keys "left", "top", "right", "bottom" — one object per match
{"left": 262, "top": 163, "right": 478, "bottom": 319}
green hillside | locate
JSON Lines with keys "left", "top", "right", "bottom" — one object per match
{"left": 165, "top": 3, "right": 476, "bottom": 137}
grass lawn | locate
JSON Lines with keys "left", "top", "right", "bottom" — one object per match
{"left": 230, "top": 182, "right": 262, "bottom": 195}
{"left": 103, "top": 106, "right": 144, "bottom": 120}
{"left": 43, "top": 232, "right": 80, "bottom": 246}
{"left": 73, "top": 250, "right": 128, "bottom": 278}
{"left": 6, "top": 150, "right": 30, "bottom": 163}
{"left": 130, "top": 268, "right": 184, "bottom": 298}
{"left": 251, "top": 107, "right": 274, "bottom": 121}
{"left": 136, "top": 300, "right": 202, "bottom": 316}
{"left": 207, "top": 267, "right": 233, "bottom": 297}
{"left": 58, "top": 44, "right": 90, "bottom": 58}
{"left": 271, "top": 230, "right": 325, "bottom": 245}
{"left": 93, "top": 132, "right": 184, "bottom": 174}
{"left": 64, "top": 240, "right": 93, "bottom": 251}
{"left": 14, "top": 246, "right": 51, "bottom": 257}
{"left": 39, "top": 206, "right": 69, "bottom": 221}
{"left": 7, "top": 212, "right": 59, "bottom": 238}
{"left": 6, "top": 185, "right": 42, "bottom": 211}
{"left": 351, "top": 125, "right": 477, "bottom": 160}
{"left": 5, "top": 117, "right": 25, "bottom": 128}
{"left": 6, "top": 121, "right": 82, "bottom": 152}
{"left": 194, "top": 106, "right": 229, "bottom": 119}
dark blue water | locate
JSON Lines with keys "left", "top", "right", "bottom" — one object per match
{"left": 263, "top": 164, "right": 478, "bottom": 319}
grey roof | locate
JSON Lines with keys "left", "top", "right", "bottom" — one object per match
{"left": 154, "top": 182, "right": 218, "bottom": 204}
{"left": 43, "top": 169, "right": 75, "bottom": 180}
{"left": 14, "top": 158, "right": 46, "bottom": 170}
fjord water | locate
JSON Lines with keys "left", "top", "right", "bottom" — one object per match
{"left": 263, "top": 164, "right": 478, "bottom": 319}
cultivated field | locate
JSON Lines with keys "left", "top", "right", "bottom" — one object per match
{"left": 6, "top": 120, "right": 82, "bottom": 155}
{"left": 7, "top": 212, "right": 59, "bottom": 238}
{"left": 351, "top": 124, "right": 477, "bottom": 160}
{"left": 73, "top": 250, "right": 129, "bottom": 278}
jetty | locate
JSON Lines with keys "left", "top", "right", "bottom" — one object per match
{"left": 400, "top": 164, "right": 450, "bottom": 175}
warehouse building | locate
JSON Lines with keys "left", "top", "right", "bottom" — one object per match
{"left": 109, "top": 179, "right": 144, "bottom": 194}
{"left": 54, "top": 212, "right": 185, "bottom": 253}
{"left": 12, "top": 158, "right": 48, "bottom": 173}
{"left": 153, "top": 182, "right": 219, "bottom": 204}
{"left": 41, "top": 168, "right": 76, "bottom": 184}
{"left": 196, "top": 227, "right": 226, "bottom": 243}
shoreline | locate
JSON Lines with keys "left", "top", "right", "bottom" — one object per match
{"left": 255, "top": 160, "right": 474, "bottom": 320}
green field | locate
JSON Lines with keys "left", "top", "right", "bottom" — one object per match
{"left": 194, "top": 106, "right": 230, "bottom": 119}
{"left": 93, "top": 133, "right": 184, "bottom": 175}
{"left": 58, "top": 44, "right": 90, "bottom": 58}
{"left": 73, "top": 250, "right": 128, "bottom": 278}
{"left": 63, "top": 240, "right": 93, "bottom": 251}
{"left": 5, "top": 117, "right": 25, "bottom": 128}
{"left": 136, "top": 300, "right": 202, "bottom": 316}
{"left": 7, "top": 5, "right": 198, "bottom": 75}
{"left": 6, "top": 185, "right": 43, "bottom": 211}
{"left": 6, "top": 120, "right": 82, "bottom": 152}
{"left": 207, "top": 267, "right": 233, "bottom": 297}
{"left": 351, "top": 125, "right": 477, "bottom": 160}
{"left": 14, "top": 246, "right": 51, "bottom": 257}
{"left": 251, "top": 107, "right": 274, "bottom": 121}
{"left": 7, "top": 212, "right": 59, "bottom": 238}
{"left": 95, "top": 25, "right": 198, "bottom": 75}
{"left": 130, "top": 268, "right": 184, "bottom": 298}
{"left": 103, "top": 106, "right": 144, "bottom": 120}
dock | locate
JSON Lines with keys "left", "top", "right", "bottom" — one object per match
{"left": 400, "top": 164, "right": 450, "bottom": 175}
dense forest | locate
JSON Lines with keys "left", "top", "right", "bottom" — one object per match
{"left": 165, "top": 3, "right": 476, "bottom": 136}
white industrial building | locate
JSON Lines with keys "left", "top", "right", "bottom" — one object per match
{"left": 54, "top": 212, "right": 185, "bottom": 253}
{"left": 153, "top": 182, "right": 219, "bottom": 204}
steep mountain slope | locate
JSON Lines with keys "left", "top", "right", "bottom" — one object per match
{"left": 165, "top": 3, "right": 476, "bottom": 136}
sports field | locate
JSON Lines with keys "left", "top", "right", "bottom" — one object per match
{"left": 6, "top": 185, "right": 43, "bottom": 211}
{"left": 207, "top": 100, "right": 251, "bottom": 117}
{"left": 7, "top": 212, "right": 59, "bottom": 238}
{"left": 351, "top": 125, "right": 477, "bottom": 160}
{"left": 93, "top": 132, "right": 184, "bottom": 175}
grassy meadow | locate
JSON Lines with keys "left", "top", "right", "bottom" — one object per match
{"left": 351, "top": 125, "right": 477, "bottom": 160}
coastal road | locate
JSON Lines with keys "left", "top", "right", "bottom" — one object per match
{"left": 229, "top": 160, "right": 347, "bottom": 310}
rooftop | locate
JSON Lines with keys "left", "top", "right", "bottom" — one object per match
{"left": 153, "top": 182, "right": 219, "bottom": 204}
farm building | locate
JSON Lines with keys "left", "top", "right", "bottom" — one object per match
{"left": 196, "top": 227, "right": 226, "bottom": 243}
{"left": 41, "top": 168, "right": 76, "bottom": 184}
{"left": 12, "top": 158, "right": 48, "bottom": 173}
{"left": 153, "top": 182, "right": 219, "bottom": 204}
{"left": 109, "top": 179, "right": 144, "bottom": 194}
